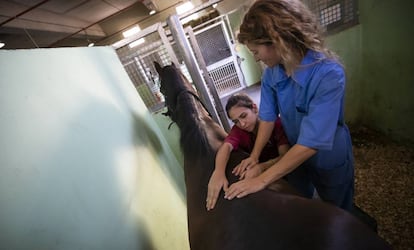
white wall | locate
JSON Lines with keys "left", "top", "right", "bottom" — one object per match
{"left": 0, "top": 47, "right": 189, "bottom": 250}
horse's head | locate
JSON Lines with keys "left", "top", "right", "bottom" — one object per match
{"left": 154, "top": 61, "right": 194, "bottom": 119}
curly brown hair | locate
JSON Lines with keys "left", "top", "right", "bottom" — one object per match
{"left": 237, "top": 0, "right": 337, "bottom": 75}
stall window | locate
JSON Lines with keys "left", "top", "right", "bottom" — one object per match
{"left": 304, "top": 0, "right": 359, "bottom": 34}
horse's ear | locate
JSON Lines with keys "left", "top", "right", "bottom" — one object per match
{"left": 154, "top": 61, "right": 162, "bottom": 74}
{"left": 171, "top": 61, "right": 176, "bottom": 68}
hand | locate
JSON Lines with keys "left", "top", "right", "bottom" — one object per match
{"left": 239, "top": 164, "right": 263, "bottom": 180}
{"left": 206, "top": 170, "right": 229, "bottom": 211}
{"left": 232, "top": 156, "right": 258, "bottom": 177}
{"left": 224, "top": 177, "right": 266, "bottom": 200}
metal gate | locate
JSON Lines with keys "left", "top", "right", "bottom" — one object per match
{"left": 192, "top": 19, "right": 245, "bottom": 97}
{"left": 113, "top": 13, "right": 245, "bottom": 125}
{"left": 114, "top": 23, "right": 189, "bottom": 113}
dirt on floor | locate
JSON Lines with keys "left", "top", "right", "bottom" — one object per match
{"left": 351, "top": 126, "right": 414, "bottom": 250}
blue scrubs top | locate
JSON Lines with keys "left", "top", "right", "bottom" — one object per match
{"left": 259, "top": 50, "right": 353, "bottom": 171}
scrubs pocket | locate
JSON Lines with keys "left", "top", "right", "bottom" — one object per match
{"left": 312, "top": 159, "right": 354, "bottom": 187}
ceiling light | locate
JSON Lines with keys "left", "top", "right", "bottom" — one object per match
{"left": 212, "top": 3, "right": 218, "bottom": 8}
{"left": 181, "top": 13, "right": 199, "bottom": 24}
{"left": 149, "top": 10, "right": 156, "bottom": 15}
{"left": 176, "top": 1, "right": 194, "bottom": 15}
{"left": 128, "top": 38, "right": 145, "bottom": 48}
{"left": 123, "top": 26, "right": 141, "bottom": 38}
{"left": 88, "top": 43, "right": 95, "bottom": 47}
{"left": 0, "top": 42, "right": 5, "bottom": 49}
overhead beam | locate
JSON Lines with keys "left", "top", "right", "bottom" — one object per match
{"left": 0, "top": 0, "right": 50, "bottom": 27}
{"left": 47, "top": 1, "right": 141, "bottom": 48}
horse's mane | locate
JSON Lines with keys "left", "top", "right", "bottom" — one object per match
{"left": 177, "top": 92, "right": 217, "bottom": 159}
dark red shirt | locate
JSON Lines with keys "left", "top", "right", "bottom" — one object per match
{"left": 224, "top": 118, "right": 289, "bottom": 162}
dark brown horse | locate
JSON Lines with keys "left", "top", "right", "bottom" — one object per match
{"left": 155, "top": 62, "right": 391, "bottom": 250}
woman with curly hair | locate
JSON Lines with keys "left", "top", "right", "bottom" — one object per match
{"left": 225, "top": 0, "right": 355, "bottom": 211}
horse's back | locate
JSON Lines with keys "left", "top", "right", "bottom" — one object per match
{"left": 192, "top": 189, "right": 390, "bottom": 250}
{"left": 188, "top": 150, "right": 391, "bottom": 250}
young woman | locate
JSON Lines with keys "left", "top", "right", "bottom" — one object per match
{"left": 224, "top": 0, "right": 355, "bottom": 211}
{"left": 206, "top": 93, "right": 289, "bottom": 211}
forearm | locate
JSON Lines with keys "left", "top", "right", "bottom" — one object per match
{"left": 258, "top": 144, "right": 317, "bottom": 185}
{"left": 259, "top": 157, "right": 279, "bottom": 171}
{"left": 214, "top": 143, "right": 233, "bottom": 174}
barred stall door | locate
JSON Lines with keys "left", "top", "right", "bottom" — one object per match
{"left": 193, "top": 21, "right": 245, "bottom": 97}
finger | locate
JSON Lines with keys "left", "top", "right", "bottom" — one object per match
{"left": 227, "top": 188, "right": 245, "bottom": 200}
{"left": 235, "top": 163, "right": 246, "bottom": 176}
{"left": 236, "top": 190, "right": 249, "bottom": 198}
{"left": 224, "top": 190, "right": 234, "bottom": 200}
{"left": 234, "top": 161, "right": 246, "bottom": 175}
{"left": 224, "top": 186, "right": 232, "bottom": 199}
{"left": 206, "top": 191, "right": 210, "bottom": 206}
{"left": 246, "top": 161, "right": 257, "bottom": 170}
{"left": 239, "top": 160, "right": 248, "bottom": 170}
{"left": 223, "top": 182, "right": 229, "bottom": 192}
{"left": 209, "top": 196, "right": 218, "bottom": 210}
{"left": 232, "top": 164, "right": 240, "bottom": 175}
{"left": 206, "top": 198, "right": 214, "bottom": 211}
{"left": 239, "top": 170, "right": 246, "bottom": 180}
{"left": 207, "top": 197, "right": 215, "bottom": 210}
{"left": 225, "top": 184, "right": 240, "bottom": 200}
{"left": 235, "top": 162, "right": 248, "bottom": 176}
{"left": 206, "top": 194, "right": 211, "bottom": 210}
{"left": 206, "top": 189, "right": 218, "bottom": 210}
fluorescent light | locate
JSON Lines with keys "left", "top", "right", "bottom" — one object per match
{"left": 128, "top": 38, "right": 145, "bottom": 48}
{"left": 149, "top": 10, "right": 156, "bottom": 15}
{"left": 122, "top": 26, "right": 141, "bottom": 38}
{"left": 181, "top": 13, "right": 199, "bottom": 24}
{"left": 176, "top": 1, "right": 194, "bottom": 15}
{"left": 0, "top": 42, "right": 5, "bottom": 48}
{"left": 88, "top": 43, "right": 95, "bottom": 47}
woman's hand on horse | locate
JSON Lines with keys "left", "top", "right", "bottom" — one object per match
{"left": 206, "top": 170, "right": 229, "bottom": 211}
{"left": 224, "top": 177, "right": 266, "bottom": 200}
{"left": 232, "top": 157, "right": 259, "bottom": 176}
{"left": 240, "top": 164, "right": 263, "bottom": 180}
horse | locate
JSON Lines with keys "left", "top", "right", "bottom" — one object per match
{"left": 154, "top": 62, "right": 391, "bottom": 250}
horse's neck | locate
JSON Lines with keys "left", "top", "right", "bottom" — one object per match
{"left": 175, "top": 94, "right": 227, "bottom": 155}
{"left": 202, "top": 117, "right": 227, "bottom": 151}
